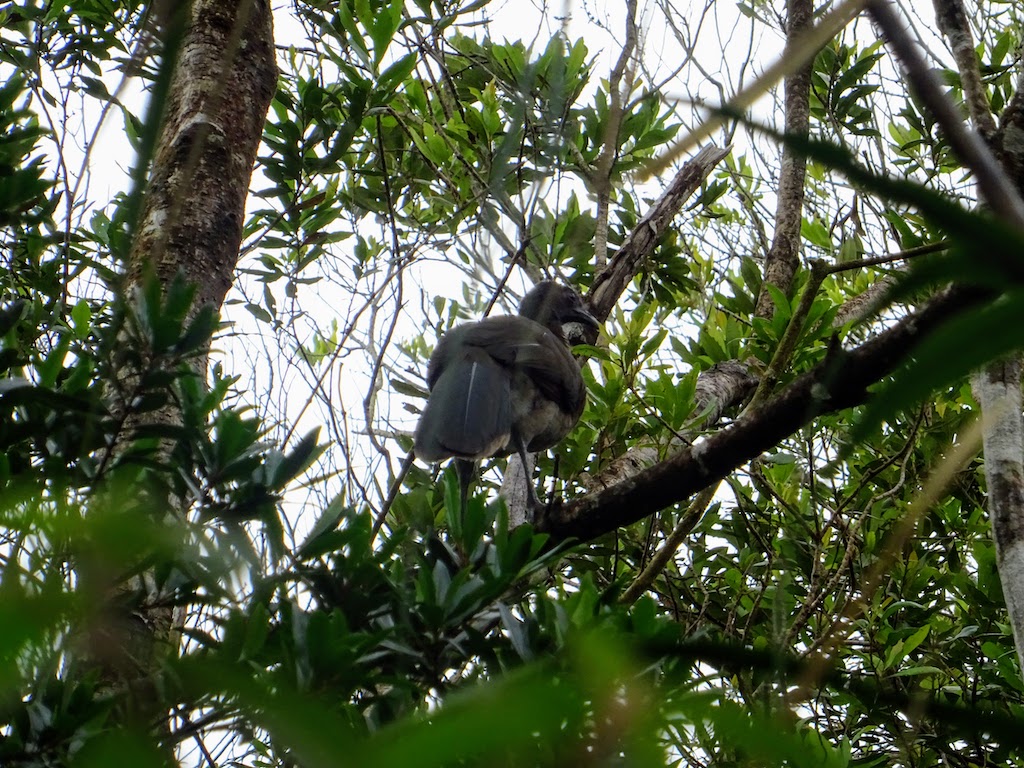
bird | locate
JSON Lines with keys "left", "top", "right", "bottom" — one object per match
{"left": 413, "top": 281, "right": 599, "bottom": 516}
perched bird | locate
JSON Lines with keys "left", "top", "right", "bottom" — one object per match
{"left": 414, "top": 281, "right": 599, "bottom": 514}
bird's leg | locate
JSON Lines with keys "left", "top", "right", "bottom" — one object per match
{"left": 454, "top": 458, "right": 477, "bottom": 521}
{"left": 512, "top": 433, "right": 544, "bottom": 516}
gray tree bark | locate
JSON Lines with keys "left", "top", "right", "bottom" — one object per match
{"left": 753, "top": 0, "right": 812, "bottom": 319}
{"left": 87, "top": 0, "right": 277, "bottom": 731}
{"left": 929, "top": 0, "right": 1024, "bottom": 673}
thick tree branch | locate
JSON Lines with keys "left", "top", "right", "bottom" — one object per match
{"left": 128, "top": 0, "right": 278, "bottom": 316}
{"left": 537, "top": 286, "right": 984, "bottom": 542}
{"left": 589, "top": 143, "right": 730, "bottom": 320}
{"left": 996, "top": 75, "right": 1024, "bottom": 192}
{"left": 89, "top": 0, "right": 277, "bottom": 727}
{"left": 924, "top": 1, "right": 1024, "bottom": 675}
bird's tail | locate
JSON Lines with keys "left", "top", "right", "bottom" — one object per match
{"left": 414, "top": 352, "right": 512, "bottom": 461}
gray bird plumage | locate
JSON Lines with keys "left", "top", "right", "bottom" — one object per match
{"left": 414, "top": 281, "right": 599, "bottom": 513}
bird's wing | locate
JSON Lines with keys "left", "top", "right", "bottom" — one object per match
{"left": 458, "top": 317, "right": 586, "bottom": 416}
{"left": 415, "top": 344, "right": 512, "bottom": 461}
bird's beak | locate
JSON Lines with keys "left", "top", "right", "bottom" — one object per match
{"left": 570, "top": 306, "right": 600, "bottom": 331}
{"left": 562, "top": 304, "right": 600, "bottom": 346}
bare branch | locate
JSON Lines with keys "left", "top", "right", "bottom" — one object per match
{"left": 590, "top": 144, "right": 731, "bottom": 319}
{"left": 643, "top": 0, "right": 866, "bottom": 178}
{"left": 931, "top": 0, "right": 997, "bottom": 137}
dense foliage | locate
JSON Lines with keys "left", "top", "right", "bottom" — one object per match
{"left": 2, "top": 0, "right": 1024, "bottom": 765}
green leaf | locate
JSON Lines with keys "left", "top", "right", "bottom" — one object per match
{"left": 376, "top": 52, "right": 416, "bottom": 97}
{"left": 270, "top": 428, "right": 324, "bottom": 488}
{"left": 71, "top": 728, "right": 169, "bottom": 768}
{"left": 854, "top": 288, "right": 1024, "bottom": 443}
{"left": 369, "top": 0, "right": 404, "bottom": 66}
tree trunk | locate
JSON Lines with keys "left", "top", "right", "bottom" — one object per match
{"left": 753, "top": 0, "right": 812, "bottom": 319}
{"left": 88, "top": 0, "right": 277, "bottom": 730}
{"left": 128, "top": 0, "right": 278, "bottom": 317}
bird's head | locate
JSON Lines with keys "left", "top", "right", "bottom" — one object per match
{"left": 518, "top": 281, "right": 600, "bottom": 343}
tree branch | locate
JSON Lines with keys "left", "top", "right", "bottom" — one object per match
{"left": 128, "top": 0, "right": 277, "bottom": 314}
{"left": 931, "top": 0, "right": 997, "bottom": 138}
{"left": 93, "top": 0, "right": 277, "bottom": 726}
{"left": 590, "top": 143, "right": 731, "bottom": 319}
{"left": 973, "top": 358, "right": 1024, "bottom": 673}
{"left": 619, "top": 483, "right": 718, "bottom": 605}
{"left": 537, "top": 285, "right": 984, "bottom": 542}
{"left": 866, "top": 0, "right": 1024, "bottom": 229}
{"left": 593, "top": 0, "right": 639, "bottom": 269}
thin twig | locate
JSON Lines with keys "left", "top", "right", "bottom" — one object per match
{"left": 593, "top": 0, "right": 639, "bottom": 269}
{"left": 642, "top": 0, "right": 867, "bottom": 179}
{"left": 372, "top": 451, "right": 415, "bottom": 542}
{"left": 619, "top": 484, "right": 719, "bottom": 605}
